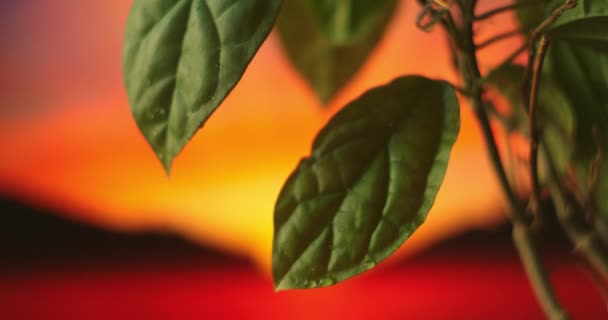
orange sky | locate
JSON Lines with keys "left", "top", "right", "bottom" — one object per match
{"left": 0, "top": 0, "right": 522, "bottom": 272}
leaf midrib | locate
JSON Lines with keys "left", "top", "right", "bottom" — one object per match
{"left": 275, "top": 103, "right": 417, "bottom": 287}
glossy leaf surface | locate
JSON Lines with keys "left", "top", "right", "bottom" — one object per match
{"left": 549, "top": 0, "right": 608, "bottom": 52}
{"left": 517, "top": 0, "right": 608, "bottom": 52}
{"left": 272, "top": 76, "right": 460, "bottom": 290}
{"left": 123, "top": 0, "right": 282, "bottom": 172}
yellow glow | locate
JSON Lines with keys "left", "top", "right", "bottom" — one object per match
{"left": 0, "top": 0, "right": 521, "bottom": 271}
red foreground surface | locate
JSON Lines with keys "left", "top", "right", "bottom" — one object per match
{"left": 1, "top": 243, "right": 605, "bottom": 319}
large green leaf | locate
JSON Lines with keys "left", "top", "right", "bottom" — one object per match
{"left": 123, "top": 0, "right": 282, "bottom": 173}
{"left": 549, "top": 17, "right": 608, "bottom": 52}
{"left": 272, "top": 76, "right": 460, "bottom": 290}
{"left": 516, "top": 0, "right": 608, "bottom": 52}
{"left": 276, "top": 0, "right": 397, "bottom": 103}
{"left": 548, "top": 0, "right": 608, "bottom": 52}
{"left": 515, "top": 0, "right": 608, "bottom": 232}
{"left": 549, "top": 0, "right": 608, "bottom": 28}
{"left": 544, "top": 42, "right": 608, "bottom": 225}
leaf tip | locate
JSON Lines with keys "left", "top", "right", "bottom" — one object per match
{"left": 273, "top": 279, "right": 291, "bottom": 292}
{"left": 310, "top": 81, "right": 340, "bottom": 107}
{"left": 317, "top": 94, "right": 333, "bottom": 107}
{"left": 158, "top": 152, "right": 173, "bottom": 177}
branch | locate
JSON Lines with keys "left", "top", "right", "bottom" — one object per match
{"left": 546, "top": 172, "right": 608, "bottom": 282}
{"left": 527, "top": 35, "right": 551, "bottom": 229}
{"left": 474, "top": 84, "right": 569, "bottom": 320}
{"left": 451, "top": 2, "right": 570, "bottom": 318}
{"left": 530, "top": 0, "right": 577, "bottom": 41}
{"left": 577, "top": 259, "right": 608, "bottom": 307}
{"left": 512, "top": 224, "right": 570, "bottom": 320}
{"left": 415, "top": 0, "right": 451, "bottom": 32}
{"left": 523, "top": 0, "right": 578, "bottom": 103}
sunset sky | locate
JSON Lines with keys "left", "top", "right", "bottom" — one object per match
{"left": 2, "top": 1, "right": 608, "bottom": 319}
{"left": 0, "top": 0, "right": 523, "bottom": 272}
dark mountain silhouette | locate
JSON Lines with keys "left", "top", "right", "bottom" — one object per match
{"left": 0, "top": 196, "right": 243, "bottom": 270}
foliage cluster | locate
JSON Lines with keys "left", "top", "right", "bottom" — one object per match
{"left": 123, "top": 1, "right": 608, "bottom": 317}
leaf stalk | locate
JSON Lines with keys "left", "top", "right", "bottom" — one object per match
{"left": 450, "top": 1, "right": 571, "bottom": 318}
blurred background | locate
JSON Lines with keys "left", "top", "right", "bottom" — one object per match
{"left": 0, "top": 0, "right": 605, "bottom": 319}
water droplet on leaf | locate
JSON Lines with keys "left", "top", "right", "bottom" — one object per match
{"left": 320, "top": 277, "right": 335, "bottom": 287}
{"left": 364, "top": 261, "right": 376, "bottom": 270}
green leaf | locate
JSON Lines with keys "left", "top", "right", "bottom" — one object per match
{"left": 304, "top": 0, "right": 396, "bottom": 45}
{"left": 549, "top": 17, "right": 608, "bottom": 52}
{"left": 486, "top": 64, "right": 575, "bottom": 178}
{"left": 123, "top": 0, "right": 282, "bottom": 173}
{"left": 516, "top": 0, "right": 608, "bottom": 52}
{"left": 272, "top": 76, "right": 460, "bottom": 290}
{"left": 548, "top": 0, "right": 608, "bottom": 52}
{"left": 549, "top": 0, "right": 608, "bottom": 28}
{"left": 544, "top": 41, "right": 608, "bottom": 224}
{"left": 276, "top": 0, "right": 397, "bottom": 103}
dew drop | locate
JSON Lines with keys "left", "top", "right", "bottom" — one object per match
{"left": 320, "top": 277, "right": 335, "bottom": 287}
{"left": 364, "top": 261, "right": 376, "bottom": 270}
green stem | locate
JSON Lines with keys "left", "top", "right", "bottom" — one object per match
{"left": 529, "top": 0, "right": 578, "bottom": 41}
{"left": 546, "top": 170, "right": 608, "bottom": 281}
{"left": 527, "top": 35, "right": 551, "bottom": 228}
{"left": 457, "top": 2, "right": 523, "bottom": 219}
{"left": 512, "top": 224, "right": 570, "bottom": 320}
{"left": 523, "top": 0, "right": 578, "bottom": 102}
{"left": 452, "top": 1, "right": 570, "bottom": 318}
{"left": 541, "top": 138, "right": 608, "bottom": 281}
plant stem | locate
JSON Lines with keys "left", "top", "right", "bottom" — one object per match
{"left": 474, "top": 0, "right": 545, "bottom": 22}
{"left": 476, "top": 29, "right": 522, "bottom": 50}
{"left": 529, "top": 0, "right": 578, "bottom": 41}
{"left": 523, "top": 0, "right": 578, "bottom": 102}
{"left": 457, "top": 1, "right": 525, "bottom": 223}
{"left": 512, "top": 224, "right": 570, "bottom": 320}
{"left": 527, "top": 35, "right": 551, "bottom": 228}
{"left": 546, "top": 171, "right": 608, "bottom": 281}
{"left": 452, "top": 1, "right": 570, "bottom": 318}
